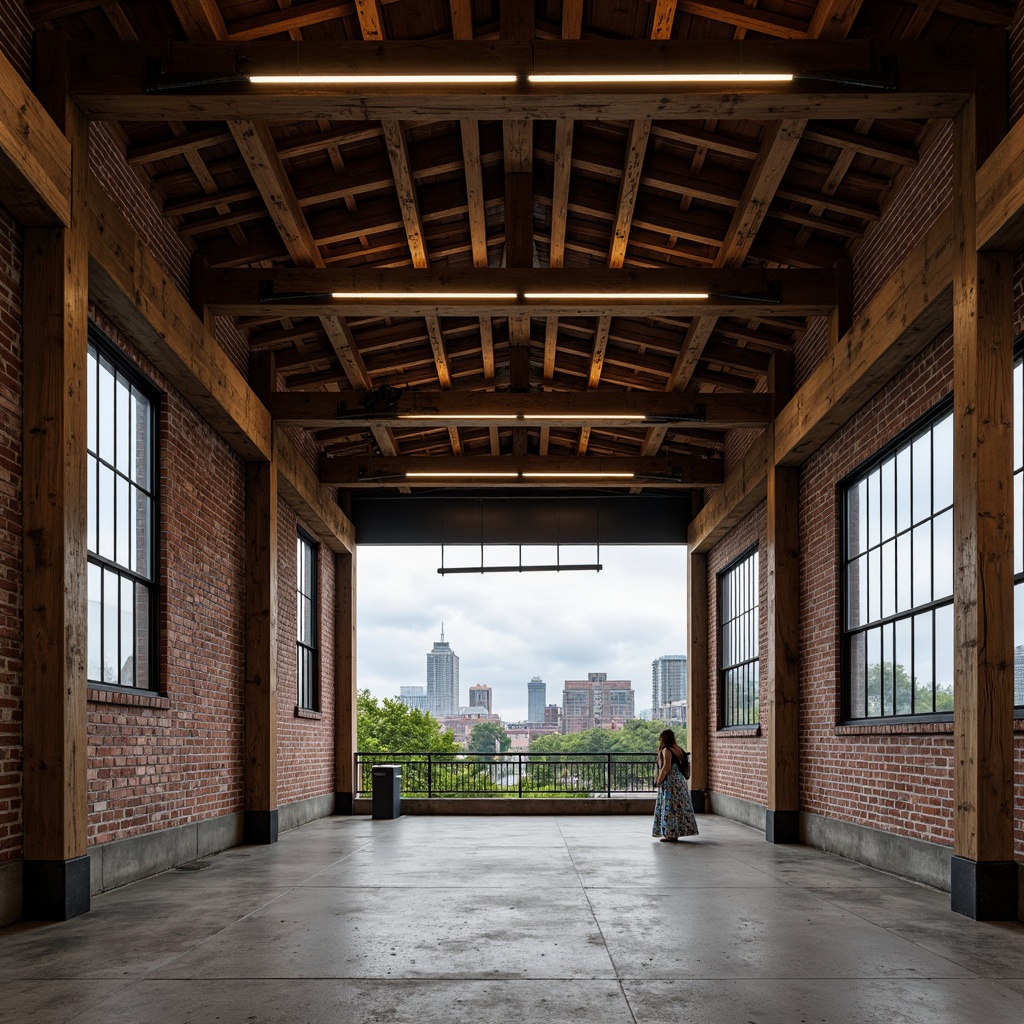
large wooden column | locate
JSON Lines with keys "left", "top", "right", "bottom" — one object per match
{"left": 765, "top": 353, "right": 800, "bottom": 843}
{"left": 21, "top": 35, "right": 90, "bottom": 920}
{"left": 244, "top": 353, "right": 278, "bottom": 843}
{"left": 334, "top": 549, "right": 357, "bottom": 813}
{"left": 687, "top": 550, "right": 709, "bottom": 812}
{"left": 951, "top": 86, "right": 1017, "bottom": 918}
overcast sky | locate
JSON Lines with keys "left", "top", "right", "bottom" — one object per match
{"left": 356, "top": 544, "right": 687, "bottom": 722}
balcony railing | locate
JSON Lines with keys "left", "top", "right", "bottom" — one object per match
{"left": 355, "top": 751, "right": 658, "bottom": 798}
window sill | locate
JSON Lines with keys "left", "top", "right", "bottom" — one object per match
{"left": 836, "top": 718, "right": 953, "bottom": 735}
{"left": 716, "top": 725, "right": 761, "bottom": 737}
{"left": 87, "top": 686, "right": 170, "bottom": 710}
{"left": 294, "top": 707, "right": 323, "bottom": 720}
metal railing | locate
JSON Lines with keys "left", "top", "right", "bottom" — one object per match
{"left": 355, "top": 751, "right": 658, "bottom": 798}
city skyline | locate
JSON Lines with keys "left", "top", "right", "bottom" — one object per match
{"left": 356, "top": 544, "right": 687, "bottom": 722}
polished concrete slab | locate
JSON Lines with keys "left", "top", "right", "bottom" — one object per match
{"left": 1, "top": 813, "right": 1023, "bottom": 1023}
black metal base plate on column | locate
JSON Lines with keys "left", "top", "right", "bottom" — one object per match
{"left": 243, "top": 809, "right": 279, "bottom": 845}
{"left": 23, "top": 854, "right": 91, "bottom": 921}
{"left": 765, "top": 809, "right": 800, "bottom": 844}
{"left": 690, "top": 789, "right": 706, "bottom": 814}
{"left": 334, "top": 791, "right": 354, "bottom": 815}
{"left": 950, "top": 856, "right": 1019, "bottom": 920}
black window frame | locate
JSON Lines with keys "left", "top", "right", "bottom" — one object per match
{"left": 840, "top": 396, "right": 954, "bottom": 724}
{"left": 717, "top": 544, "right": 760, "bottom": 729}
{"left": 296, "top": 526, "right": 320, "bottom": 712}
{"left": 86, "top": 326, "right": 160, "bottom": 693}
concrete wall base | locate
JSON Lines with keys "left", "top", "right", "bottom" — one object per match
{"left": 351, "top": 797, "right": 657, "bottom": 816}
{"left": 708, "top": 790, "right": 956, "bottom": 892}
{"left": 279, "top": 793, "right": 335, "bottom": 833}
{"left": 0, "top": 859, "right": 23, "bottom": 929}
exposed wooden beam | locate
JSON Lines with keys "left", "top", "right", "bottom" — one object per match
{"left": 675, "top": 0, "right": 806, "bottom": 38}
{"left": 87, "top": 177, "right": 273, "bottom": 462}
{"left": 272, "top": 389, "right": 769, "bottom": 429}
{"left": 976, "top": 110, "right": 1024, "bottom": 250}
{"left": 68, "top": 40, "right": 976, "bottom": 123}
{"left": 0, "top": 39, "right": 71, "bottom": 226}
{"left": 334, "top": 547, "right": 357, "bottom": 810}
{"left": 806, "top": 0, "right": 865, "bottom": 39}
{"left": 204, "top": 266, "right": 838, "bottom": 318}
{"left": 319, "top": 454, "right": 723, "bottom": 488}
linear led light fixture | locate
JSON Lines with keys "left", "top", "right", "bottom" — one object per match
{"left": 524, "top": 291, "right": 710, "bottom": 300}
{"left": 398, "top": 413, "right": 647, "bottom": 421}
{"left": 250, "top": 74, "right": 517, "bottom": 84}
{"left": 405, "top": 472, "right": 519, "bottom": 479}
{"left": 522, "top": 472, "right": 635, "bottom": 479}
{"left": 331, "top": 291, "right": 519, "bottom": 300}
{"left": 528, "top": 73, "right": 793, "bottom": 84}
{"left": 404, "top": 471, "right": 636, "bottom": 479}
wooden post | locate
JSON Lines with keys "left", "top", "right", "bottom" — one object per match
{"left": 828, "top": 257, "right": 853, "bottom": 352}
{"left": 244, "top": 420, "right": 278, "bottom": 842}
{"left": 21, "top": 32, "right": 90, "bottom": 920}
{"left": 334, "top": 550, "right": 358, "bottom": 812}
{"left": 687, "top": 550, "right": 708, "bottom": 812}
{"left": 765, "top": 352, "right": 800, "bottom": 843}
{"left": 950, "top": 85, "right": 1017, "bottom": 918}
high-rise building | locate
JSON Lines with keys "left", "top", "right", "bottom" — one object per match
{"left": 397, "top": 685, "right": 428, "bottom": 712}
{"left": 544, "top": 704, "right": 561, "bottom": 728}
{"left": 426, "top": 626, "right": 459, "bottom": 718}
{"left": 652, "top": 655, "right": 687, "bottom": 720}
{"left": 561, "top": 672, "right": 634, "bottom": 733}
{"left": 469, "top": 684, "right": 492, "bottom": 713}
{"left": 527, "top": 675, "right": 546, "bottom": 722}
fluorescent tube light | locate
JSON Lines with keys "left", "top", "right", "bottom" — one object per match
{"left": 521, "top": 472, "right": 636, "bottom": 479}
{"left": 398, "top": 414, "right": 647, "bottom": 421}
{"left": 525, "top": 414, "right": 646, "bottom": 421}
{"left": 528, "top": 73, "right": 793, "bottom": 84}
{"left": 523, "top": 292, "right": 710, "bottom": 300}
{"left": 251, "top": 74, "right": 517, "bottom": 85}
{"left": 405, "top": 472, "right": 519, "bottom": 479}
{"left": 331, "top": 292, "right": 519, "bottom": 300}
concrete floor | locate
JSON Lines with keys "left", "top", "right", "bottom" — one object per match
{"left": 2, "top": 814, "right": 1024, "bottom": 1024}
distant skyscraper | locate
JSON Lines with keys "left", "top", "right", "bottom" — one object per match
{"left": 426, "top": 625, "right": 460, "bottom": 717}
{"left": 469, "top": 684, "right": 492, "bottom": 713}
{"left": 527, "top": 676, "right": 546, "bottom": 722}
{"left": 398, "top": 686, "right": 428, "bottom": 712}
{"left": 652, "top": 655, "right": 687, "bottom": 720}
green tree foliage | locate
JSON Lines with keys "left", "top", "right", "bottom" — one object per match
{"left": 529, "top": 718, "right": 684, "bottom": 755}
{"left": 864, "top": 663, "right": 952, "bottom": 716}
{"left": 467, "top": 721, "right": 512, "bottom": 754}
{"left": 356, "top": 690, "right": 461, "bottom": 753}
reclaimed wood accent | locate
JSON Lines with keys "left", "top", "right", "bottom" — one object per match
{"left": 87, "top": 179, "right": 272, "bottom": 461}
{"left": 244, "top": 459, "right": 278, "bottom": 821}
{"left": 687, "top": 551, "right": 709, "bottom": 795}
{"left": 774, "top": 208, "right": 953, "bottom": 467}
{"left": 335, "top": 549, "right": 358, "bottom": 803}
{"left": 276, "top": 427, "right": 355, "bottom": 555}
{"left": 69, "top": 40, "right": 974, "bottom": 122}
{"left": 319, "top": 453, "right": 722, "bottom": 487}
{"left": 951, "top": 98, "right": 1015, "bottom": 865}
{"left": 271, "top": 389, "right": 771, "bottom": 429}
{"left": 2, "top": 35, "right": 71, "bottom": 226}
{"left": 21, "top": 83, "right": 88, "bottom": 864}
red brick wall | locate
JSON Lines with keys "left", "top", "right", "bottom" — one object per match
{"left": 86, "top": 308, "right": 247, "bottom": 843}
{"left": 0, "top": 0, "right": 31, "bottom": 78}
{"left": 706, "top": 505, "right": 768, "bottom": 806}
{"left": 0, "top": 204, "right": 22, "bottom": 862}
{"left": 276, "top": 503, "right": 337, "bottom": 808}
{"left": 1011, "top": 2, "right": 1024, "bottom": 127}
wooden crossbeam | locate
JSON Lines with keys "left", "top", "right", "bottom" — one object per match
{"left": 203, "top": 266, "right": 838, "bottom": 317}
{"left": 68, "top": 40, "right": 976, "bottom": 122}
{"left": 319, "top": 454, "right": 723, "bottom": 488}
{"left": 271, "top": 390, "right": 772, "bottom": 429}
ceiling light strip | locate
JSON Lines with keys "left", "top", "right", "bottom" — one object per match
{"left": 523, "top": 292, "right": 709, "bottom": 300}
{"left": 528, "top": 73, "right": 793, "bottom": 83}
{"left": 251, "top": 75, "right": 518, "bottom": 84}
{"left": 331, "top": 292, "right": 519, "bottom": 300}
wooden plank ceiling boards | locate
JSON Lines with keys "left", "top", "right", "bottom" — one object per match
{"left": 26, "top": 0, "right": 1015, "bottom": 492}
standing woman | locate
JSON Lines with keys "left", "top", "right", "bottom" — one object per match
{"left": 652, "top": 728, "right": 698, "bottom": 842}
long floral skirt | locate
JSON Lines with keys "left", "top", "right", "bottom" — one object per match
{"left": 652, "top": 765, "right": 699, "bottom": 839}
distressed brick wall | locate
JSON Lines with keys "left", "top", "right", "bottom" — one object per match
{"left": 86, "top": 308, "right": 247, "bottom": 842}
{"left": 0, "top": 205, "right": 21, "bottom": 862}
{"left": 706, "top": 505, "right": 768, "bottom": 806}
{"left": 276, "top": 503, "right": 337, "bottom": 808}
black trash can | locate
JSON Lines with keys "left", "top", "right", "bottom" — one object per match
{"left": 371, "top": 764, "right": 402, "bottom": 819}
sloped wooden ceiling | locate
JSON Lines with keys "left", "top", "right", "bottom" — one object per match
{"left": 29, "top": 0, "right": 1016, "bottom": 494}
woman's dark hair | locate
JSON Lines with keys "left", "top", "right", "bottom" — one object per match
{"left": 658, "top": 729, "right": 676, "bottom": 750}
